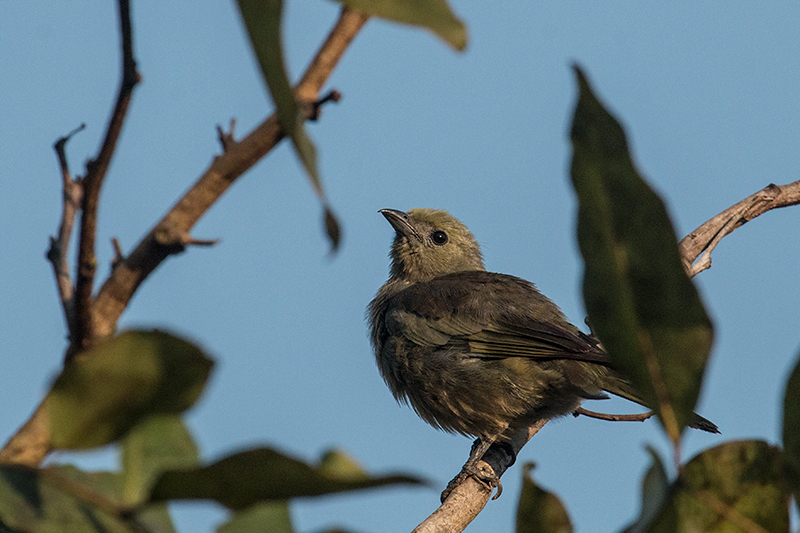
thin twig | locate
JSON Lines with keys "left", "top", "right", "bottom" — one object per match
{"left": 47, "top": 123, "right": 86, "bottom": 336}
{"left": 216, "top": 118, "right": 237, "bottom": 152}
{"left": 111, "top": 238, "right": 124, "bottom": 270}
{"left": 573, "top": 407, "right": 654, "bottom": 423}
{"left": 304, "top": 89, "right": 343, "bottom": 121}
{"left": 679, "top": 180, "right": 800, "bottom": 277}
{"left": 71, "top": 0, "right": 141, "bottom": 359}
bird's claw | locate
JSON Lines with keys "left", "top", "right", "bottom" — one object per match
{"left": 440, "top": 461, "right": 503, "bottom": 502}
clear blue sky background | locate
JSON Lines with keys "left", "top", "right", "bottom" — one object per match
{"left": 2, "top": 2, "right": 799, "bottom": 532}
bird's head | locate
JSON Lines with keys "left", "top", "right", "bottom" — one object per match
{"left": 380, "top": 208, "right": 485, "bottom": 283}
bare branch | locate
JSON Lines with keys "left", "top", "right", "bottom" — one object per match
{"left": 71, "top": 0, "right": 141, "bottom": 357}
{"left": 679, "top": 180, "right": 800, "bottom": 277}
{"left": 91, "top": 7, "right": 369, "bottom": 341}
{"left": 304, "top": 89, "right": 343, "bottom": 121}
{"left": 413, "top": 420, "right": 549, "bottom": 533}
{"left": 0, "top": 6, "right": 369, "bottom": 468}
{"left": 47, "top": 123, "right": 86, "bottom": 336}
{"left": 573, "top": 407, "right": 654, "bottom": 423}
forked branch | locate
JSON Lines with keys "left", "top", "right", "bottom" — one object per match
{"left": 0, "top": 6, "right": 369, "bottom": 467}
{"left": 71, "top": 0, "right": 141, "bottom": 359}
{"left": 90, "top": 7, "right": 368, "bottom": 341}
{"left": 47, "top": 123, "right": 86, "bottom": 336}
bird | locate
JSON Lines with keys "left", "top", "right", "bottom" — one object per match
{"left": 368, "top": 208, "right": 717, "bottom": 497}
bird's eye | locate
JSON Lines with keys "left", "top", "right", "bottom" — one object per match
{"left": 431, "top": 230, "right": 448, "bottom": 245}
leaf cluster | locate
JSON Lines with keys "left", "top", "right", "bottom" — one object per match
{"left": 0, "top": 331, "right": 423, "bottom": 532}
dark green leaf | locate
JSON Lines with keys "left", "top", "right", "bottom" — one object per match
{"left": 334, "top": 0, "right": 467, "bottom": 51}
{"left": 149, "top": 447, "right": 424, "bottom": 509}
{"left": 515, "top": 463, "right": 572, "bottom": 533}
{"left": 782, "top": 348, "right": 800, "bottom": 514}
{"left": 0, "top": 465, "right": 175, "bottom": 533}
{"left": 217, "top": 502, "right": 293, "bottom": 533}
{"left": 236, "top": 0, "right": 341, "bottom": 252}
{"left": 46, "top": 330, "right": 214, "bottom": 449}
{"left": 121, "top": 415, "right": 200, "bottom": 505}
{"left": 236, "top": 0, "right": 294, "bottom": 136}
{"left": 640, "top": 441, "right": 788, "bottom": 533}
{"left": 623, "top": 447, "right": 670, "bottom": 533}
{"left": 569, "top": 65, "right": 714, "bottom": 443}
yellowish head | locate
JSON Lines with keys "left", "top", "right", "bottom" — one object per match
{"left": 380, "top": 208, "right": 485, "bottom": 283}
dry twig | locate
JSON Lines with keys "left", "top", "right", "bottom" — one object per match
{"left": 47, "top": 123, "right": 86, "bottom": 335}
{"left": 679, "top": 180, "right": 800, "bottom": 277}
{"left": 71, "top": 0, "right": 141, "bottom": 358}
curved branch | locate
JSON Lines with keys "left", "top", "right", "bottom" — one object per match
{"left": 679, "top": 180, "right": 800, "bottom": 277}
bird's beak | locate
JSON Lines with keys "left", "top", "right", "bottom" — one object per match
{"left": 379, "top": 209, "right": 421, "bottom": 241}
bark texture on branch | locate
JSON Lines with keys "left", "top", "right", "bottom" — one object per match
{"left": 679, "top": 180, "right": 800, "bottom": 277}
{"left": 413, "top": 421, "right": 548, "bottom": 533}
{"left": 72, "top": 0, "right": 140, "bottom": 358}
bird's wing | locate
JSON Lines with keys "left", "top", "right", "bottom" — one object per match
{"left": 466, "top": 321, "right": 610, "bottom": 366}
{"left": 384, "top": 271, "right": 611, "bottom": 366}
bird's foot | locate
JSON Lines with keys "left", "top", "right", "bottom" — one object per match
{"left": 440, "top": 460, "right": 503, "bottom": 502}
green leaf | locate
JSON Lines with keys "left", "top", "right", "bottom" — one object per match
{"left": 569, "top": 65, "right": 714, "bottom": 443}
{"left": 639, "top": 441, "right": 788, "bottom": 533}
{"left": 515, "top": 463, "right": 572, "bottom": 533}
{"left": 46, "top": 330, "right": 214, "bottom": 450}
{"left": 623, "top": 447, "right": 670, "bottom": 533}
{"left": 149, "top": 447, "right": 424, "bottom": 509}
{"left": 782, "top": 348, "right": 800, "bottom": 514}
{"left": 334, "top": 0, "right": 467, "bottom": 51}
{"left": 121, "top": 415, "right": 200, "bottom": 505}
{"left": 317, "top": 449, "right": 369, "bottom": 480}
{"left": 235, "top": 0, "right": 294, "bottom": 137}
{"left": 236, "top": 0, "right": 341, "bottom": 252}
{"left": 0, "top": 465, "right": 175, "bottom": 533}
{"left": 217, "top": 502, "right": 293, "bottom": 533}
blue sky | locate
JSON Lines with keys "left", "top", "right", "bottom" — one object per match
{"left": 2, "top": 2, "right": 799, "bottom": 531}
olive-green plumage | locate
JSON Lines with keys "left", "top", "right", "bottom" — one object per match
{"left": 368, "top": 208, "right": 716, "bottom": 445}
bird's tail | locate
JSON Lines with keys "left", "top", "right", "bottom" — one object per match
{"left": 600, "top": 371, "right": 719, "bottom": 434}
